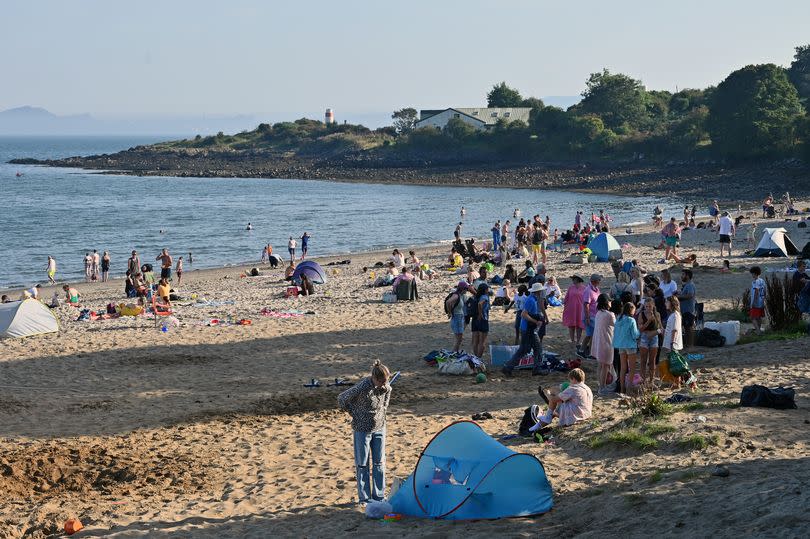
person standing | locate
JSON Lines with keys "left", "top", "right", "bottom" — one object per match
{"left": 678, "top": 269, "right": 696, "bottom": 348}
{"left": 460, "top": 206, "right": 466, "bottom": 220}
{"left": 90, "top": 250, "right": 100, "bottom": 282}
{"left": 578, "top": 274, "right": 603, "bottom": 359}
{"left": 101, "top": 251, "right": 111, "bottom": 282}
{"left": 502, "top": 282, "right": 547, "bottom": 376}
{"left": 176, "top": 256, "right": 184, "bottom": 285}
{"left": 261, "top": 245, "right": 268, "bottom": 264}
{"left": 562, "top": 275, "right": 586, "bottom": 345}
{"left": 84, "top": 253, "right": 92, "bottom": 282}
{"left": 337, "top": 360, "right": 392, "bottom": 505}
{"left": 614, "top": 302, "right": 641, "bottom": 394}
{"left": 592, "top": 293, "right": 616, "bottom": 394}
{"left": 661, "top": 218, "right": 681, "bottom": 262}
{"left": 128, "top": 251, "right": 141, "bottom": 277}
{"left": 718, "top": 211, "right": 735, "bottom": 257}
{"left": 502, "top": 220, "right": 511, "bottom": 250}
{"left": 491, "top": 221, "right": 501, "bottom": 252}
{"left": 454, "top": 222, "right": 463, "bottom": 241}
{"left": 446, "top": 282, "right": 472, "bottom": 352}
{"left": 188, "top": 252, "right": 194, "bottom": 267}
{"left": 661, "top": 296, "right": 683, "bottom": 369}
{"left": 659, "top": 269, "right": 677, "bottom": 299}
{"left": 301, "top": 232, "right": 311, "bottom": 260}
{"left": 749, "top": 266, "right": 766, "bottom": 334}
{"left": 288, "top": 236, "right": 296, "bottom": 263}
{"left": 471, "top": 283, "right": 491, "bottom": 358}
{"left": 46, "top": 256, "right": 57, "bottom": 284}
{"left": 637, "top": 298, "right": 662, "bottom": 386}
{"left": 156, "top": 249, "right": 173, "bottom": 280}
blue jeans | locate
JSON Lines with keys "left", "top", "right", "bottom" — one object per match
{"left": 504, "top": 330, "right": 543, "bottom": 373}
{"left": 353, "top": 428, "right": 386, "bottom": 503}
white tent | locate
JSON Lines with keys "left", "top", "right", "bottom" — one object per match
{"left": 0, "top": 299, "right": 60, "bottom": 339}
{"left": 753, "top": 227, "right": 799, "bottom": 257}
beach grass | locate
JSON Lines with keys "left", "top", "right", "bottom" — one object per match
{"left": 738, "top": 324, "right": 806, "bottom": 345}
{"left": 632, "top": 393, "right": 674, "bottom": 418}
{"left": 589, "top": 429, "right": 659, "bottom": 451}
{"left": 677, "top": 434, "right": 720, "bottom": 450}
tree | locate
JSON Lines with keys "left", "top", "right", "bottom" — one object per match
{"left": 788, "top": 44, "right": 810, "bottom": 111}
{"left": 521, "top": 96, "right": 545, "bottom": 110}
{"left": 487, "top": 82, "right": 523, "bottom": 107}
{"left": 443, "top": 117, "right": 478, "bottom": 140}
{"left": 391, "top": 107, "right": 418, "bottom": 136}
{"left": 575, "top": 69, "right": 649, "bottom": 131}
{"left": 708, "top": 64, "right": 804, "bottom": 158}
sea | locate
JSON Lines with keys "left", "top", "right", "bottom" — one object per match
{"left": 0, "top": 136, "right": 687, "bottom": 289}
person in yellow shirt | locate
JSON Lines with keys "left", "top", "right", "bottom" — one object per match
{"left": 157, "top": 278, "right": 171, "bottom": 306}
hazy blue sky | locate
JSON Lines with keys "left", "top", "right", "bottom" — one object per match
{"left": 2, "top": 0, "right": 808, "bottom": 119}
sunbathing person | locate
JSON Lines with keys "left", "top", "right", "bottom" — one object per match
{"left": 62, "top": 285, "right": 80, "bottom": 305}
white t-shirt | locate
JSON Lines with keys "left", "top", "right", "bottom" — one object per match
{"left": 718, "top": 216, "right": 734, "bottom": 236}
{"left": 659, "top": 280, "right": 678, "bottom": 298}
{"left": 662, "top": 311, "right": 683, "bottom": 350}
{"left": 288, "top": 239, "right": 296, "bottom": 249}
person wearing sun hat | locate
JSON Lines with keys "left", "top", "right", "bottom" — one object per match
{"left": 577, "top": 273, "right": 603, "bottom": 359}
{"left": 502, "top": 281, "right": 548, "bottom": 376}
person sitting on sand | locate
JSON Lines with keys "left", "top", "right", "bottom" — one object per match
{"left": 493, "top": 279, "right": 513, "bottom": 307}
{"left": 133, "top": 273, "right": 149, "bottom": 304}
{"left": 157, "top": 278, "right": 171, "bottom": 306}
{"left": 390, "top": 249, "right": 405, "bottom": 268}
{"left": 284, "top": 262, "right": 296, "bottom": 281}
{"left": 517, "top": 260, "right": 535, "bottom": 284}
{"left": 338, "top": 360, "right": 392, "bottom": 505}
{"left": 62, "top": 284, "right": 80, "bottom": 305}
{"left": 544, "top": 276, "right": 562, "bottom": 300}
{"left": 391, "top": 267, "right": 414, "bottom": 293}
{"left": 530, "top": 368, "right": 593, "bottom": 429}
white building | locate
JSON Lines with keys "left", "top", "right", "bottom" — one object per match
{"left": 415, "top": 107, "right": 531, "bottom": 131}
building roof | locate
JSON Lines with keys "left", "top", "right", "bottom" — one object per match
{"left": 418, "top": 107, "right": 531, "bottom": 126}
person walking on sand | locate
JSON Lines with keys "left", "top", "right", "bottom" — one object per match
{"left": 718, "top": 211, "right": 735, "bottom": 257}
{"left": 337, "top": 360, "right": 392, "bottom": 505}
{"left": 176, "top": 256, "right": 184, "bottom": 285}
{"left": 46, "top": 256, "right": 56, "bottom": 284}
{"left": 156, "top": 249, "right": 173, "bottom": 280}
{"left": 502, "top": 282, "right": 548, "bottom": 377}
{"left": 288, "top": 236, "right": 296, "bottom": 262}
{"left": 101, "top": 251, "right": 111, "bottom": 282}
{"left": 300, "top": 232, "right": 311, "bottom": 260}
{"left": 749, "top": 266, "right": 766, "bottom": 334}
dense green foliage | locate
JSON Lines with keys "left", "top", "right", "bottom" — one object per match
{"left": 161, "top": 45, "right": 808, "bottom": 164}
{"left": 708, "top": 64, "right": 804, "bottom": 158}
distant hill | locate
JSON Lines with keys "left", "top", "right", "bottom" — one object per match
{"left": 0, "top": 106, "right": 264, "bottom": 136}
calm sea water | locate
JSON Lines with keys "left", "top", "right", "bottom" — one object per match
{"left": 1, "top": 136, "right": 686, "bottom": 289}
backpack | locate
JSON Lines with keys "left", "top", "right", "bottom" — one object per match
{"left": 465, "top": 296, "right": 478, "bottom": 324}
{"left": 444, "top": 292, "right": 459, "bottom": 318}
{"left": 696, "top": 328, "right": 726, "bottom": 347}
{"left": 518, "top": 405, "right": 541, "bottom": 436}
{"left": 740, "top": 385, "right": 797, "bottom": 409}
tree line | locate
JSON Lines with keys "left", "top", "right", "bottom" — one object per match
{"left": 391, "top": 45, "right": 810, "bottom": 163}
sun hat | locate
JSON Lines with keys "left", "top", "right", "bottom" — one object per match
{"left": 571, "top": 274, "right": 584, "bottom": 283}
{"left": 529, "top": 282, "right": 545, "bottom": 293}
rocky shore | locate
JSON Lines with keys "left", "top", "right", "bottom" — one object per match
{"left": 11, "top": 148, "right": 810, "bottom": 201}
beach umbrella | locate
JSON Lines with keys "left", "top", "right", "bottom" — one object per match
{"left": 292, "top": 261, "right": 327, "bottom": 284}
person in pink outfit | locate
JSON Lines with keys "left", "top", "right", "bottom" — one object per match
{"left": 591, "top": 293, "right": 616, "bottom": 393}
{"left": 562, "top": 274, "right": 586, "bottom": 345}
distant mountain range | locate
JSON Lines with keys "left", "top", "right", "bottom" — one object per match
{"left": 0, "top": 98, "right": 580, "bottom": 136}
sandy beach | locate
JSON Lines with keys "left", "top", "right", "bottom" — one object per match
{"left": 2, "top": 210, "right": 810, "bottom": 538}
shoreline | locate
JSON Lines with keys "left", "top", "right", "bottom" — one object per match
{"left": 11, "top": 152, "right": 810, "bottom": 202}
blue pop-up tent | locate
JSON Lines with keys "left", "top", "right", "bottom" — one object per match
{"left": 389, "top": 421, "right": 553, "bottom": 520}
{"left": 587, "top": 232, "right": 622, "bottom": 262}
{"left": 292, "top": 261, "right": 327, "bottom": 284}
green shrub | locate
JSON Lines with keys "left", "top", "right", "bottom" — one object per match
{"left": 765, "top": 274, "right": 802, "bottom": 330}
{"left": 631, "top": 394, "right": 673, "bottom": 418}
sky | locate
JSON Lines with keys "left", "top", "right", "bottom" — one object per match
{"left": 1, "top": 0, "right": 809, "bottom": 123}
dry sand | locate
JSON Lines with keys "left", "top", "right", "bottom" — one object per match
{"left": 2, "top": 210, "right": 810, "bottom": 538}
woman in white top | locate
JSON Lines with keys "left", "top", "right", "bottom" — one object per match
{"left": 661, "top": 295, "right": 683, "bottom": 352}
{"left": 543, "top": 276, "right": 562, "bottom": 299}
{"left": 628, "top": 267, "right": 645, "bottom": 303}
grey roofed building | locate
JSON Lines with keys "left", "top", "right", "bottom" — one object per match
{"left": 415, "top": 107, "right": 532, "bottom": 130}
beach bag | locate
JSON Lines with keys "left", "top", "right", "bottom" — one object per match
{"left": 667, "top": 350, "right": 690, "bottom": 376}
{"left": 518, "top": 405, "right": 541, "bottom": 436}
{"left": 382, "top": 291, "right": 397, "bottom": 303}
{"left": 740, "top": 385, "right": 797, "bottom": 409}
{"left": 696, "top": 328, "right": 725, "bottom": 347}
{"left": 438, "top": 359, "right": 473, "bottom": 375}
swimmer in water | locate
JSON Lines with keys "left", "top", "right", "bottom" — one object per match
{"left": 247, "top": 222, "right": 253, "bottom": 230}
